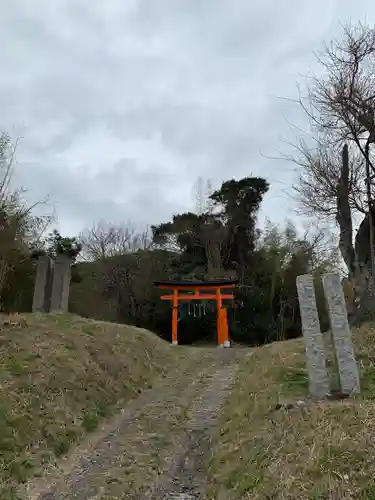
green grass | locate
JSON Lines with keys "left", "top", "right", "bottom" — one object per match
{"left": 272, "top": 366, "right": 309, "bottom": 394}
{"left": 208, "top": 323, "right": 375, "bottom": 500}
{"left": 0, "top": 312, "right": 176, "bottom": 498}
{"left": 5, "top": 312, "right": 375, "bottom": 499}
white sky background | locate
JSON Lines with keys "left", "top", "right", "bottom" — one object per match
{"left": 0, "top": 1, "right": 374, "bottom": 237}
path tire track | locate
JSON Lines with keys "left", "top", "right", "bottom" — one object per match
{"left": 29, "top": 348, "right": 247, "bottom": 500}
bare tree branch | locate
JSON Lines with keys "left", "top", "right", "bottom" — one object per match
{"left": 285, "top": 134, "right": 367, "bottom": 220}
{"left": 79, "top": 220, "right": 152, "bottom": 261}
{"left": 300, "top": 22, "right": 375, "bottom": 171}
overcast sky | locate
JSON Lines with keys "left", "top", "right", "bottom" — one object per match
{"left": 0, "top": 1, "right": 373, "bottom": 236}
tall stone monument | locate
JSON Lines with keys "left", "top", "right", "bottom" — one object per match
{"left": 296, "top": 274, "right": 330, "bottom": 398}
{"left": 297, "top": 272, "right": 360, "bottom": 398}
{"left": 32, "top": 255, "right": 53, "bottom": 313}
{"left": 50, "top": 256, "right": 72, "bottom": 311}
{"left": 322, "top": 273, "right": 360, "bottom": 394}
{"left": 32, "top": 255, "right": 72, "bottom": 313}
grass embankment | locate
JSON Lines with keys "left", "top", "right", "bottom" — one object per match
{"left": 208, "top": 324, "right": 375, "bottom": 500}
{"left": 0, "top": 313, "right": 176, "bottom": 499}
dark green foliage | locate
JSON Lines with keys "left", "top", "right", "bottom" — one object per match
{"left": 210, "top": 176, "right": 269, "bottom": 272}
{"left": 46, "top": 229, "right": 82, "bottom": 262}
{"left": 68, "top": 176, "right": 335, "bottom": 346}
{"left": 1, "top": 172, "right": 336, "bottom": 347}
{"left": 1, "top": 258, "right": 35, "bottom": 313}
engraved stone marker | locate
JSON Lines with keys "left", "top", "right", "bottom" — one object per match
{"left": 322, "top": 273, "right": 360, "bottom": 394}
{"left": 50, "top": 256, "right": 72, "bottom": 312}
{"left": 296, "top": 274, "right": 330, "bottom": 398}
{"left": 32, "top": 255, "right": 53, "bottom": 313}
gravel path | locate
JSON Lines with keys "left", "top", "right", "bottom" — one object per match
{"left": 140, "top": 362, "right": 238, "bottom": 500}
{"left": 29, "top": 348, "right": 246, "bottom": 500}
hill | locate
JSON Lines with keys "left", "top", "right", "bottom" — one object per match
{"left": 207, "top": 323, "right": 375, "bottom": 499}
{"left": 2, "top": 312, "right": 374, "bottom": 499}
{"left": 0, "top": 313, "right": 176, "bottom": 498}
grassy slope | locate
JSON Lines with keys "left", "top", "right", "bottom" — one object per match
{"left": 0, "top": 313, "right": 176, "bottom": 499}
{"left": 208, "top": 324, "right": 375, "bottom": 500}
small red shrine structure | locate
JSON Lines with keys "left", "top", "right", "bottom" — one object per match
{"left": 154, "top": 279, "right": 238, "bottom": 346}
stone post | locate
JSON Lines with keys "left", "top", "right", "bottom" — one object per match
{"left": 32, "top": 255, "right": 53, "bottom": 313}
{"left": 296, "top": 274, "right": 330, "bottom": 398}
{"left": 50, "top": 256, "right": 72, "bottom": 312}
{"left": 322, "top": 273, "right": 360, "bottom": 394}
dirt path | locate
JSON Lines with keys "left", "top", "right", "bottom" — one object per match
{"left": 28, "top": 347, "right": 246, "bottom": 500}
{"left": 140, "top": 363, "right": 237, "bottom": 500}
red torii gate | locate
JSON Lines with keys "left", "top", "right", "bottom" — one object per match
{"left": 154, "top": 279, "right": 238, "bottom": 347}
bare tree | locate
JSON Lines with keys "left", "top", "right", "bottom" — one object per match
{"left": 0, "top": 133, "right": 53, "bottom": 303}
{"left": 192, "top": 176, "right": 216, "bottom": 216}
{"left": 192, "top": 176, "right": 205, "bottom": 216}
{"left": 292, "top": 22, "right": 375, "bottom": 222}
{"left": 262, "top": 218, "right": 339, "bottom": 274}
{"left": 289, "top": 22, "right": 375, "bottom": 314}
{"left": 79, "top": 220, "right": 152, "bottom": 261}
{"left": 292, "top": 138, "right": 362, "bottom": 267}
{"left": 302, "top": 23, "right": 375, "bottom": 161}
{"left": 291, "top": 136, "right": 367, "bottom": 218}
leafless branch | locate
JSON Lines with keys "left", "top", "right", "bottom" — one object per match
{"left": 299, "top": 22, "right": 375, "bottom": 172}
{"left": 79, "top": 220, "right": 152, "bottom": 261}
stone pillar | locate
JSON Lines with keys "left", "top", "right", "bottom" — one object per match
{"left": 296, "top": 274, "right": 330, "bottom": 399}
{"left": 322, "top": 273, "right": 360, "bottom": 394}
{"left": 50, "top": 256, "right": 72, "bottom": 312}
{"left": 32, "top": 255, "right": 53, "bottom": 313}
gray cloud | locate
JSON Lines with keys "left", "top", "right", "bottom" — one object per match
{"left": 1, "top": 0, "right": 374, "bottom": 236}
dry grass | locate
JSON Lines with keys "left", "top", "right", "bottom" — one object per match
{"left": 208, "top": 323, "right": 375, "bottom": 500}
{"left": 70, "top": 356, "right": 220, "bottom": 499}
{"left": 0, "top": 312, "right": 176, "bottom": 499}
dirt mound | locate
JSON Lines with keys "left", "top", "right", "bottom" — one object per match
{"left": 0, "top": 313, "right": 175, "bottom": 498}
{"left": 208, "top": 323, "right": 375, "bottom": 499}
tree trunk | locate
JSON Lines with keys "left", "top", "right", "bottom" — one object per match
{"left": 336, "top": 145, "right": 356, "bottom": 276}
{"left": 336, "top": 144, "right": 369, "bottom": 320}
{"left": 354, "top": 208, "right": 375, "bottom": 320}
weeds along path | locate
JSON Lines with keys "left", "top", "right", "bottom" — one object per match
{"left": 28, "top": 347, "right": 247, "bottom": 500}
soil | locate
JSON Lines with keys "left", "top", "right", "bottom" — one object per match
{"left": 27, "top": 347, "right": 247, "bottom": 500}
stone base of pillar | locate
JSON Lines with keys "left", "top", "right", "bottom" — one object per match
{"left": 223, "top": 340, "right": 231, "bottom": 348}
{"left": 171, "top": 340, "right": 178, "bottom": 345}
